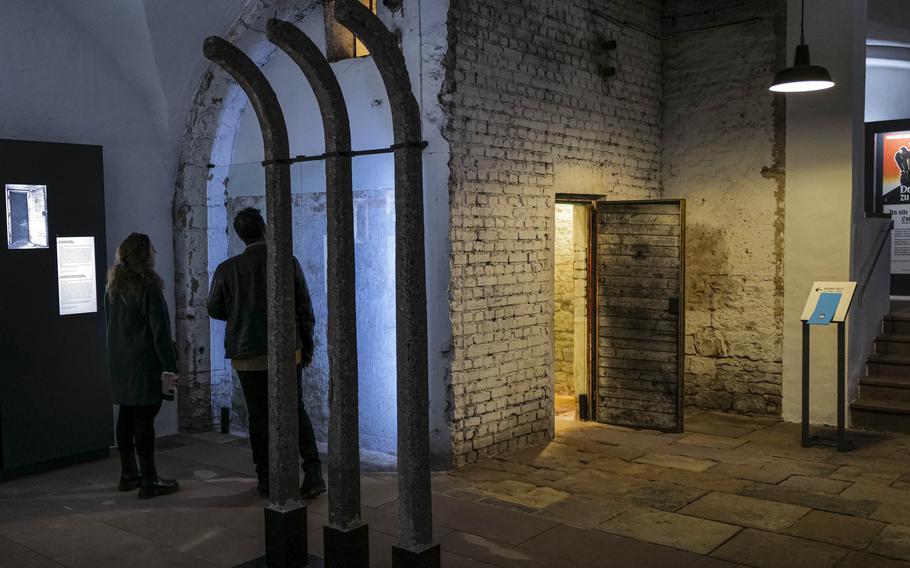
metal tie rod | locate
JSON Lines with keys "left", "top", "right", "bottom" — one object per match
{"left": 205, "top": 140, "right": 428, "bottom": 168}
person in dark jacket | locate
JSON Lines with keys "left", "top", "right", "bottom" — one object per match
{"left": 104, "top": 233, "right": 179, "bottom": 499}
{"left": 207, "top": 207, "right": 324, "bottom": 499}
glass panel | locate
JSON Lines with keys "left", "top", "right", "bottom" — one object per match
{"left": 350, "top": 153, "right": 396, "bottom": 448}
{"left": 210, "top": 153, "right": 398, "bottom": 452}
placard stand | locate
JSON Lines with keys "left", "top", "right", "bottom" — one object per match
{"left": 800, "top": 282, "right": 857, "bottom": 453}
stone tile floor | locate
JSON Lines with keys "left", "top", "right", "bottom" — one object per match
{"left": 4, "top": 410, "right": 910, "bottom": 567}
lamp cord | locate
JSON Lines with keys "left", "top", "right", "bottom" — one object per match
{"left": 800, "top": 0, "right": 805, "bottom": 44}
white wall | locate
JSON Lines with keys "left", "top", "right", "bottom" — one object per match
{"left": 0, "top": 0, "right": 175, "bottom": 434}
{"left": 783, "top": 0, "right": 868, "bottom": 424}
{"left": 0, "top": 0, "right": 247, "bottom": 436}
{"left": 142, "top": 0, "right": 247, "bottom": 169}
{"left": 866, "top": 62, "right": 910, "bottom": 122}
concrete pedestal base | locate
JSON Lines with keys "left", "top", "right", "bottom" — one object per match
{"left": 234, "top": 555, "right": 324, "bottom": 567}
{"left": 324, "top": 523, "right": 369, "bottom": 567}
{"left": 392, "top": 544, "right": 440, "bottom": 568}
{"left": 263, "top": 504, "right": 308, "bottom": 568}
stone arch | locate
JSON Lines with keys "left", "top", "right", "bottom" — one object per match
{"left": 172, "top": 1, "right": 454, "bottom": 478}
{"left": 171, "top": 0, "right": 319, "bottom": 431}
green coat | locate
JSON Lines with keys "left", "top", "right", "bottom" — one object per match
{"left": 104, "top": 282, "right": 177, "bottom": 406}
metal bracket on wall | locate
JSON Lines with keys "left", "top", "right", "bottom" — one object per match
{"left": 594, "top": 37, "right": 617, "bottom": 81}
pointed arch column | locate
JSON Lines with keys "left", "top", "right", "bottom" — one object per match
{"left": 334, "top": 1, "right": 438, "bottom": 564}
{"left": 203, "top": 36, "right": 309, "bottom": 567}
{"left": 266, "top": 19, "right": 368, "bottom": 568}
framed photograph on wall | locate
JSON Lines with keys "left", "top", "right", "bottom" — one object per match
{"left": 866, "top": 119, "right": 910, "bottom": 294}
{"left": 5, "top": 184, "right": 48, "bottom": 249}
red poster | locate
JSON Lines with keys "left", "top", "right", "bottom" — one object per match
{"left": 881, "top": 131, "right": 910, "bottom": 204}
{"left": 878, "top": 130, "right": 910, "bottom": 275}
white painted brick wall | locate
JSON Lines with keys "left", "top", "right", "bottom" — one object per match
{"left": 442, "top": 0, "right": 663, "bottom": 465}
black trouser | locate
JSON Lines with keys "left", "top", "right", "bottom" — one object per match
{"left": 116, "top": 401, "right": 162, "bottom": 457}
{"left": 236, "top": 366, "right": 320, "bottom": 480}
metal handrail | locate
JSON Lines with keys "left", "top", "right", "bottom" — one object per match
{"left": 857, "top": 219, "right": 894, "bottom": 306}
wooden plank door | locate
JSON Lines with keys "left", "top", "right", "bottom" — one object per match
{"left": 593, "top": 200, "right": 685, "bottom": 432}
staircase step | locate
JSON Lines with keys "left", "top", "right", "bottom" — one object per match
{"left": 867, "top": 354, "right": 910, "bottom": 377}
{"left": 875, "top": 335, "right": 910, "bottom": 356}
{"left": 859, "top": 381, "right": 910, "bottom": 403}
{"left": 851, "top": 397, "right": 910, "bottom": 433}
{"left": 877, "top": 334, "right": 910, "bottom": 342}
{"left": 851, "top": 397, "right": 910, "bottom": 413}
{"left": 884, "top": 315, "right": 910, "bottom": 335}
{"left": 861, "top": 374, "right": 910, "bottom": 388}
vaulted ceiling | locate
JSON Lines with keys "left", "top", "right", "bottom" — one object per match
{"left": 47, "top": 0, "right": 246, "bottom": 154}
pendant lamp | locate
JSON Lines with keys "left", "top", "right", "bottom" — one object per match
{"left": 770, "top": 0, "right": 834, "bottom": 93}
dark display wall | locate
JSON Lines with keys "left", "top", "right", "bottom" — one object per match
{"left": 0, "top": 138, "right": 111, "bottom": 479}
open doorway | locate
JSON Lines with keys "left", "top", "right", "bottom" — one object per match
{"left": 554, "top": 197, "right": 595, "bottom": 421}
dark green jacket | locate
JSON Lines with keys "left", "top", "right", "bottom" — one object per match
{"left": 104, "top": 282, "right": 177, "bottom": 406}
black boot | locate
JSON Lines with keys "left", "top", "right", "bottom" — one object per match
{"left": 256, "top": 472, "right": 269, "bottom": 499}
{"left": 300, "top": 464, "right": 326, "bottom": 499}
{"left": 118, "top": 449, "right": 141, "bottom": 491}
{"left": 137, "top": 454, "right": 179, "bottom": 499}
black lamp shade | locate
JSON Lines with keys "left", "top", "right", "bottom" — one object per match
{"left": 770, "top": 44, "right": 834, "bottom": 92}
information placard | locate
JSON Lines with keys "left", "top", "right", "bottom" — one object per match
{"left": 56, "top": 236, "right": 97, "bottom": 316}
{"left": 800, "top": 282, "right": 857, "bottom": 324}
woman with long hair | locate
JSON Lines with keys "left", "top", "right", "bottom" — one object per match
{"left": 105, "top": 233, "right": 179, "bottom": 499}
